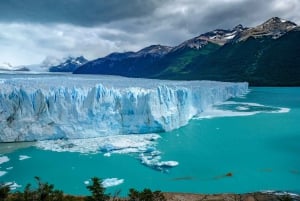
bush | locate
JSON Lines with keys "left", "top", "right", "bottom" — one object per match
{"left": 0, "top": 184, "right": 10, "bottom": 200}
{"left": 128, "top": 188, "right": 166, "bottom": 201}
{"left": 8, "top": 176, "right": 63, "bottom": 201}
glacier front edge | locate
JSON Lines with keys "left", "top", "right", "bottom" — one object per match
{"left": 0, "top": 74, "right": 248, "bottom": 142}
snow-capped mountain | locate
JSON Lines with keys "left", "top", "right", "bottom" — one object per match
{"left": 234, "top": 17, "right": 297, "bottom": 41}
{"left": 75, "top": 17, "right": 300, "bottom": 86}
{"left": 172, "top": 24, "right": 248, "bottom": 52}
{"left": 48, "top": 56, "right": 88, "bottom": 72}
{"left": 17, "top": 56, "right": 88, "bottom": 72}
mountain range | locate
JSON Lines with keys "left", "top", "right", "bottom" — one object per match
{"left": 0, "top": 56, "right": 88, "bottom": 72}
{"left": 73, "top": 17, "right": 300, "bottom": 86}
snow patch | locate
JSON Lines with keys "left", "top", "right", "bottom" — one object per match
{"left": 280, "top": 19, "right": 287, "bottom": 23}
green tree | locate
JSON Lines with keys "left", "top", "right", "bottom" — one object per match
{"left": 85, "top": 177, "right": 109, "bottom": 201}
{"left": 0, "top": 184, "right": 10, "bottom": 201}
{"left": 8, "top": 177, "right": 63, "bottom": 201}
{"left": 128, "top": 188, "right": 139, "bottom": 201}
{"left": 34, "top": 176, "right": 64, "bottom": 201}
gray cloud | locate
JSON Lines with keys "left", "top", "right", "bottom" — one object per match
{"left": 0, "top": 0, "right": 299, "bottom": 65}
{"left": 0, "top": 0, "right": 160, "bottom": 26}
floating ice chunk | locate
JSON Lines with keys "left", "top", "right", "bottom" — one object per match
{"left": 195, "top": 101, "right": 289, "bottom": 119}
{"left": 19, "top": 155, "right": 31, "bottom": 160}
{"left": 156, "top": 161, "right": 179, "bottom": 167}
{"left": 0, "top": 156, "right": 9, "bottom": 164}
{"left": 102, "top": 178, "right": 124, "bottom": 188}
{"left": 36, "top": 134, "right": 160, "bottom": 154}
{"left": 36, "top": 134, "right": 178, "bottom": 172}
{"left": 4, "top": 182, "right": 22, "bottom": 190}
{"left": 103, "top": 153, "right": 111, "bottom": 157}
{"left": 139, "top": 153, "right": 178, "bottom": 172}
{"left": 236, "top": 106, "right": 248, "bottom": 111}
{"left": 0, "top": 171, "right": 7, "bottom": 177}
{"left": 6, "top": 167, "right": 13, "bottom": 170}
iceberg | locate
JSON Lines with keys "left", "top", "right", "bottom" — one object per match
{"left": 0, "top": 74, "right": 248, "bottom": 142}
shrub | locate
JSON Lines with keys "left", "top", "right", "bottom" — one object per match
{"left": 85, "top": 177, "right": 109, "bottom": 201}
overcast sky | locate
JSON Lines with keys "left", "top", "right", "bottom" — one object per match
{"left": 0, "top": 0, "right": 299, "bottom": 66}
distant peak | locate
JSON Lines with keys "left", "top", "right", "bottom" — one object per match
{"left": 262, "top": 17, "right": 297, "bottom": 26}
{"left": 233, "top": 24, "right": 245, "bottom": 31}
{"left": 139, "top": 44, "right": 173, "bottom": 51}
{"left": 234, "top": 17, "right": 298, "bottom": 41}
{"left": 137, "top": 44, "right": 173, "bottom": 56}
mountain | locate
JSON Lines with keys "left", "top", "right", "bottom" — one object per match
{"left": 173, "top": 17, "right": 300, "bottom": 86}
{"left": 8, "top": 56, "right": 88, "bottom": 72}
{"left": 0, "top": 62, "right": 29, "bottom": 71}
{"left": 74, "top": 17, "right": 300, "bottom": 86}
{"left": 146, "top": 25, "right": 248, "bottom": 77}
{"left": 48, "top": 56, "right": 88, "bottom": 72}
{"left": 74, "top": 45, "right": 172, "bottom": 77}
{"left": 74, "top": 27, "right": 243, "bottom": 77}
{"left": 234, "top": 17, "right": 297, "bottom": 41}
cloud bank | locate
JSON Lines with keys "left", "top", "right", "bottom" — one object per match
{"left": 0, "top": 0, "right": 299, "bottom": 65}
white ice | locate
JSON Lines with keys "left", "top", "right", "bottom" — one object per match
{"left": 102, "top": 178, "right": 124, "bottom": 188}
{"left": 36, "top": 134, "right": 160, "bottom": 154}
{"left": 0, "top": 156, "right": 10, "bottom": 164}
{"left": 0, "top": 74, "right": 248, "bottom": 142}
{"left": 19, "top": 155, "right": 31, "bottom": 160}
{"left": 139, "top": 153, "right": 179, "bottom": 172}
{"left": 195, "top": 101, "right": 289, "bottom": 119}
{"left": 0, "top": 171, "right": 7, "bottom": 177}
{"left": 36, "top": 133, "right": 178, "bottom": 172}
{"left": 4, "top": 182, "right": 22, "bottom": 190}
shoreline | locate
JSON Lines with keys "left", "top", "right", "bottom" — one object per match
{"left": 163, "top": 191, "right": 300, "bottom": 201}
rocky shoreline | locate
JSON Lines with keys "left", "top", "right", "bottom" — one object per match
{"left": 163, "top": 191, "right": 300, "bottom": 201}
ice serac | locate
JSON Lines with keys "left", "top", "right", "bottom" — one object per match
{"left": 0, "top": 75, "right": 248, "bottom": 142}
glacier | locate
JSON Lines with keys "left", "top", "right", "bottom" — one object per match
{"left": 0, "top": 74, "right": 248, "bottom": 142}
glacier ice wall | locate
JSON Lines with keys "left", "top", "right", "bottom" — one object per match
{"left": 0, "top": 74, "right": 248, "bottom": 142}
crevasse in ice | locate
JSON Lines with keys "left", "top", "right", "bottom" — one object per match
{"left": 0, "top": 74, "right": 248, "bottom": 142}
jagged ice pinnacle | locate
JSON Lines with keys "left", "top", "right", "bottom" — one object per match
{"left": 0, "top": 74, "right": 248, "bottom": 142}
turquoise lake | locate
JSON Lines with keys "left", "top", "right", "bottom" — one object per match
{"left": 1, "top": 87, "right": 300, "bottom": 195}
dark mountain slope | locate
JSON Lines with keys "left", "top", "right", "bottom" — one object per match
{"left": 152, "top": 42, "right": 220, "bottom": 79}
{"left": 74, "top": 45, "right": 172, "bottom": 77}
